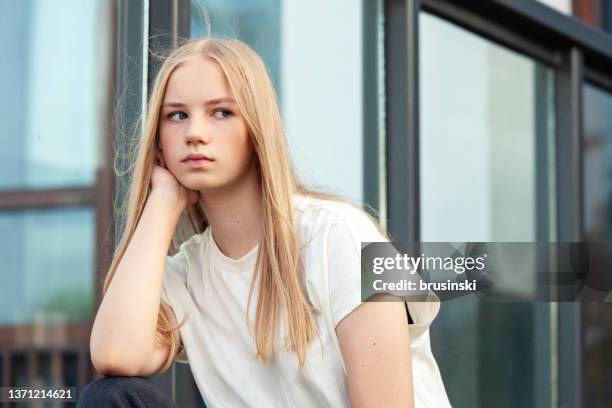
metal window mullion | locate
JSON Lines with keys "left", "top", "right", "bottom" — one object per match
{"left": 147, "top": 0, "right": 191, "bottom": 95}
{"left": 385, "top": 0, "right": 420, "bottom": 244}
{"left": 114, "top": 0, "right": 148, "bottom": 246}
{"left": 421, "top": 0, "right": 558, "bottom": 67}
{"left": 363, "top": 0, "right": 383, "bottom": 220}
{"left": 584, "top": 65, "right": 612, "bottom": 94}
{"left": 422, "top": 0, "right": 612, "bottom": 67}
{"left": 0, "top": 188, "right": 96, "bottom": 211}
{"left": 555, "top": 46, "right": 584, "bottom": 408}
{"left": 93, "top": 0, "right": 118, "bottom": 322}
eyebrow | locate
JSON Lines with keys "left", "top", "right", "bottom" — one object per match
{"left": 162, "top": 97, "right": 236, "bottom": 108}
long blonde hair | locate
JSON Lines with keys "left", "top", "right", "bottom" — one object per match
{"left": 104, "top": 38, "right": 387, "bottom": 373}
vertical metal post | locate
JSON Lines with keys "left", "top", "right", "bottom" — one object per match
{"left": 113, "top": 0, "right": 149, "bottom": 246}
{"left": 385, "top": 0, "right": 420, "bottom": 243}
{"left": 555, "top": 46, "right": 584, "bottom": 408}
{"left": 94, "top": 0, "right": 118, "bottom": 317}
{"left": 363, "top": 0, "right": 384, "bottom": 219}
{"left": 148, "top": 0, "right": 191, "bottom": 94}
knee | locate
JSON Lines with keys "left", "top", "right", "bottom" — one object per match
{"left": 77, "top": 376, "right": 149, "bottom": 407}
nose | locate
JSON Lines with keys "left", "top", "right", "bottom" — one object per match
{"left": 185, "top": 114, "right": 211, "bottom": 145}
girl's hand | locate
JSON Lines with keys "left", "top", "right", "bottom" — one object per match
{"left": 151, "top": 148, "right": 200, "bottom": 210}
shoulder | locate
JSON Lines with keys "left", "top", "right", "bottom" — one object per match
{"left": 293, "top": 193, "right": 388, "bottom": 250}
{"left": 162, "top": 230, "right": 207, "bottom": 306}
{"left": 293, "top": 193, "right": 389, "bottom": 327}
{"left": 165, "top": 231, "right": 206, "bottom": 280}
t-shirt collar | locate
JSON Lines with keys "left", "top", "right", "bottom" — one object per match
{"left": 207, "top": 227, "right": 259, "bottom": 272}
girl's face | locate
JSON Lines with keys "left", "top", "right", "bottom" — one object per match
{"left": 158, "top": 56, "right": 255, "bottom": 192}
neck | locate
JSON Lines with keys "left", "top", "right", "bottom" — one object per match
{"left": 198, "top": 163, "right": 263, "bottom": 260}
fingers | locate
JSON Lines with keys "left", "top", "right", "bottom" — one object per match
{"left": 154, "top": 149, "right": 161, "bottom": 166}
{"left": 154, "top": 148, "right": 166, "bottom": 168}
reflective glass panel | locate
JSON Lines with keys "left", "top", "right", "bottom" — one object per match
{"left": 0, "top": 208, "right": 95, "bottom": 326}
{"left": 582, "top": 83, "right": 612, "bottom": 408}
{"left": 420, "top": 13, "right": 556, "bottom": 408}
{"left": 0, "top": 0, "right": 107, "bottom": 190}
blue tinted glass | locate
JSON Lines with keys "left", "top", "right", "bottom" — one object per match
{"left": 189, "top": 0, "right": 367, "bottom": 204}
{"left": 0, "top": 0, "right": 106, "bottom": 190}
{"left": 583, "top": 83, "right": 612, "bottom": 407}
{"left": 420, "top": 13, "right": 555, "bottom": 407}
{"left": 0, "top": 207, "right": 95, "bottom": 325}
{"left": 190, "top": 0, "right": 280, "bottom": 91}
{"left": 584, "top": 84, "right": 612, "bottom": 241}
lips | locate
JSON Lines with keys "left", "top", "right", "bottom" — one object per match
{"left": 182, "top": 153, "right": 213, "bottom": 162}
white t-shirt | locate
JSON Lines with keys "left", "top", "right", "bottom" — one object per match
{"left": 161, "top": 193, "right": 452, "bottom": 407}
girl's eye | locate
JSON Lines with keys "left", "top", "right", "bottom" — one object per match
{"left": 213, "top": 109, "right": 232, "bottom": 119}
{"left": 166, "top": 109, "right": 231, "bottom": 121}
{"left": 168, "top": 111, "right": 187, "bottom": 121}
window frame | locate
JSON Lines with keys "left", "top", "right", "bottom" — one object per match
{"left": 385, "top": 0, "right": 612, "bottom": 406}
{"left": 0, "top": 0, "right": 117, "bottom": 392}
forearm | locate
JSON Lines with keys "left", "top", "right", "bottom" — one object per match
{"left": 90, "top": 190, "right": 183, "bottom": 370}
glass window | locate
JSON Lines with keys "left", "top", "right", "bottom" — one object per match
{"left": 0, "top": 0, "right": 111, "bottom": 394}
{"left": 190, "top": 0, "right": 280, "bottom": 90}
{"left": 190, "top": 0, "right": 366, "bottom": 203}
{"left": 0, "top": 0, "right": 105, "bottom": 191}
{"left": 584, "top": 84, "right": 612, "bottom": 241}
{"left": 420, "top": 13, "right": 556, "bottom": 407}
{"left": 582, "top": 83, "right": 612, "bottom": 407}
{"left": 0, "top": 208, "right": 95, "bottom": 325}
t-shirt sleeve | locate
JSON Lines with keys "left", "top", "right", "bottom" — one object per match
{"left": 161, "top": 253, "right": 190, "bottom": 364}
{"left": 161, "top": 253, "right": 186, "bottom": 304}
{"left": 325, "top": 212, "right": 386, "bottom": 329}
{"left": 324, "top": 210, "right": 441, "bottom": 344}
{"left": 323, "top": 207, "right": 450, "bottom": 406}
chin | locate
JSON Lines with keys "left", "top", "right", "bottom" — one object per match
{"left": 179, "top": 174, "right": 224, "bottom": 191}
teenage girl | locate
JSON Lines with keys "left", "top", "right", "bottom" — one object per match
{"left": 79, "top": 38, "right": 452, "bottom": 408}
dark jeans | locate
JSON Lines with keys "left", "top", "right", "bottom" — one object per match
{"left": 77, "top": 376, "right": 179, "bottom": 407}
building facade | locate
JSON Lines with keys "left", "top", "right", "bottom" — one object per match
{"left": 1, "top": 0, "right": 611, "bottom": 407}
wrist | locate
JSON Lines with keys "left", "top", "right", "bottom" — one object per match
{"left": 148, "top": 188, "right": 186, "bottom": 219}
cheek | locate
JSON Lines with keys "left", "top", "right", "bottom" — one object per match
{"left": 237, "top": 122, "right": 253, "bottom": 154}
{"left": 234, "top": 132, "right": 254, "bottom": 164}
{"left": 158, "top": 125, "right": 180, "bottom": 152}
{"left": 221, "top": 123, "right": 253, "bottom": 160}
{"left": 158, "top": 123, "right": 173, "bottom": 146}
{"left": 157, "top": 134, "right": 181, "bottom": 169}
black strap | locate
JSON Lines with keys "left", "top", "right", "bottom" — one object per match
{"left": 405, "top": 302, "right": 414, "bottom": 324}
